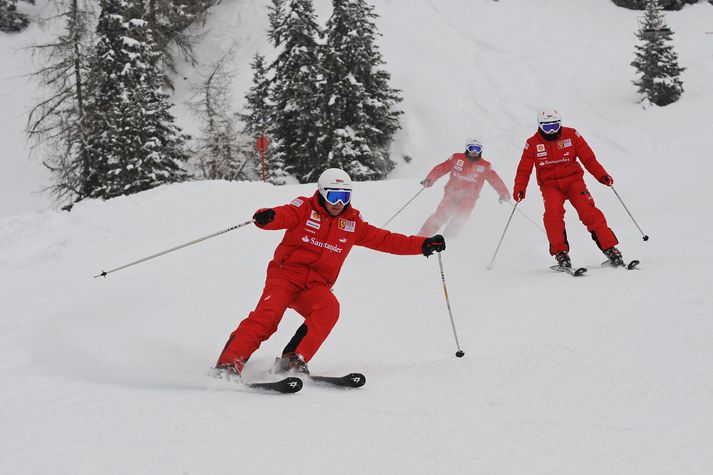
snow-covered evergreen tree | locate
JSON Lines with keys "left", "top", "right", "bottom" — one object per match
{"left": 321, "top": 0, "right": 402, "bottom": 180}
{"left": 0, "top": 0, "right": 34, "bottom": 32}
{"left": 145, "top": 0, "right": 212, "bottom": 87}
{"left": 611, "top": 0, "right": 697, "bottom": 10}
{"left": 84, "top": 0, "right": 189, "bottom": 200}
{"left": 267, "top": 0, "right": 324, "bottom": 183}
{"left": 241, "top": 53, "right": 286, "bottom": 184}
{"left": 631, "top": 0, "right": 685, "bottom": 106}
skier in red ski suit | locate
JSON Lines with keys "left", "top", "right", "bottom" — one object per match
{"left": 513, "top": 108, "right": 626, "bottom": 268}
{"left": 216, "top": 168, "right": 446, "bottom": 376}
{"left": 418, "top": 139, "right": 511, "bottom": 237}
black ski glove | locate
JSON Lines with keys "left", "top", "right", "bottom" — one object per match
{"left": 422, "top": 234, "right": 446, "bottom": 257}
{"left": 253, "top": 209, "right": 275, "bottom": 226}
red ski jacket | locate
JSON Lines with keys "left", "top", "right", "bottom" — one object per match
{"left": 256, "top": 192, "right": 425, "bottom": 289}
{"left": 425, "top": 153, "right": 509, "bottom": 199}
{"left": 514, "top": 127, "right": 609, "bottom": 192}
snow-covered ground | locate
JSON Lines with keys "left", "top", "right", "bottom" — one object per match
{"left": 2, "top": 1, "right": 713, "bottom": 474}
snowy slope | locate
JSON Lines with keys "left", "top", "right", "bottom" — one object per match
{"left": 2, "top": 1, "right": 713, "bottom": 474}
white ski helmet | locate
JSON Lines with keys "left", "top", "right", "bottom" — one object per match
{"left": 537, "top": 107, "right": 562, "bottom": 134}
{"left": 318, "top": 168, "right": 353, "bottom": 204}
{"left": 464, "top": 138, "right": 483, "bottom": 155}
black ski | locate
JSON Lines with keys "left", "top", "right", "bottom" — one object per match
{"left": 310, "top": 373, "right": 366, "bottom": 389}
{"left": 550, "top": 265, "right": 587, "bottom": 277}
{"left": 601, "top": 259, "right": 640, "bottom": 270}
{"left": 211, "top": 367, "right": 303, "bottom": 394}
{"left": 248, "top": 377, "right": 303, "bottom": 393}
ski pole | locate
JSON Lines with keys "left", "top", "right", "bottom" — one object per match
{"left": 94, "top": 220, "right": 254, "bottom": 278}
{"left": 509, "top": 202, "right": 546, "bottom": 234}
{"left": 382, "top": 187, "right": 425, "bottom": 227}
{"left": 437, "top": 252, "right": 465, "bottom": 358}
{"left": 487, "top": 202, "right": 518, "bottom": 270}
{"left": 610, "top": 186, "right": 649, "bottom": 241}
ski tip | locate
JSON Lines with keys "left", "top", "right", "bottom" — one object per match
{"left": 550, "top": 265, "right": 587, "bottom": 276}
{"left": 248, "top": 376, "right": 303, "bottom": 393}
{"left": 280, "top": 377, "right": 304, "bottom": 393}
{"left": 309, "top": 373, "right": 366, "bottom": 388}
{"left": 627, "top": 260, "right": 640, "bottom": 270}
{"left": 282, "top": 376, "right": 304, "bottom": 393}
{"left": 345, "top": 373, "right": 366, "bottom": 388}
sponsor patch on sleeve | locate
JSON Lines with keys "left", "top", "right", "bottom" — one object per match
{"left": 290, "top": 198, "right": 304, "bottom": 207}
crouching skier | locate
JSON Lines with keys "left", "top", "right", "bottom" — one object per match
{"left": 216, "top": 168, "right": 446, "bottom": 381}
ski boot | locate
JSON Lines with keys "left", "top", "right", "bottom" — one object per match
{"left": 603, "top": 246, "right": 624, "bottom": 267}
{"left": 216, "top": 356, "right": 246, "bottom": 376}
{"left": 555, "top": 251, "right": 572, "bottom": 268}
{"left": 274, "top": 352, "right": 310, "bottom": 375}
{"left": 214, "top": 358, "right": 246, "bottom": 382}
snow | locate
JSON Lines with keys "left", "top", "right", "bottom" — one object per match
{"left": 2, "top": 0, "right": 713, "bottom": 474}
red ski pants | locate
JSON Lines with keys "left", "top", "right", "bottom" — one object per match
{"left": 419, "top": 192, "right": 477, "bottom": 237}
{"left": 541, "top": 179, "right": 618, "bottom": 255}
{"left": 217, "top": 277, "right": 339, "bottom": 366}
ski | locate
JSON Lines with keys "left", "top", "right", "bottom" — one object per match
{"left": 310, "top": 373, "right": 366, "bottom": 389}
{"left": 550, "top": 265, "right": 587, "bottom": 277}
{"left": 211, "top": 368, "right": 303, "bottom": 394}
{"left": 601, "top": 259, "right": 640, "bottom": 270}
{"left": 248, "top": 377, "right": 303, "bottom": 393}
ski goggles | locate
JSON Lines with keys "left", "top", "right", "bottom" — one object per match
{"left": 324, "top": 189, "right": 351, "bottom": 205}
{"left": 466, "top": 144, "right": 483, "bottom": 154}
{"left": 539, "top": 121, "right": 561, "bottom": 134}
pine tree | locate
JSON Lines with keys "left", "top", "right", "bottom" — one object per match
{"left": 186, "top": 44, "right": 243, "bottom": 181}
{"left": 241, "top": 53, "right": 286, "bottom": 184}
{"left": 145, "top": 0, "right": 212, "bottom": 87}
{"left": 611, "top": 0, "right": 697, "bottom": 11}
{"left": 84, "top": 0, "right": 189, "bottom": 200}
{"left": 26, "top": 0, "right": 93, "bottom": 209}
{"left": 267, "top": 0, "right": 324, "bottom": 183}
{"left": 0, "top": 0, "right": 34, "bottom": 32}
{"left": 321, "top": 0, "right": 402, "bottom": 180}
{"left": 631, "top": 0, "right": 685, "bottom": 106}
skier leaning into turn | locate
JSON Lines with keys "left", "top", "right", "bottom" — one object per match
{"left": 513, "top": 107, "right": 626, "bottom": 268}
{"left": 216, "top": 168, "right": 446, "bottom": 376}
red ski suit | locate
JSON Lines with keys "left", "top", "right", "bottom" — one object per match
{"left": 419, "top": 153, "right": 510, "bottom": 237}
{"left": 217, "top": 192, "right": 425, "bottom": 366}
{"left": 513, "top": 127, "right": 618, "bottom": 255}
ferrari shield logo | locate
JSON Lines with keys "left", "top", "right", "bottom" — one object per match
{"left": 338, "top": 219, "right": 355, "bottom": 232}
